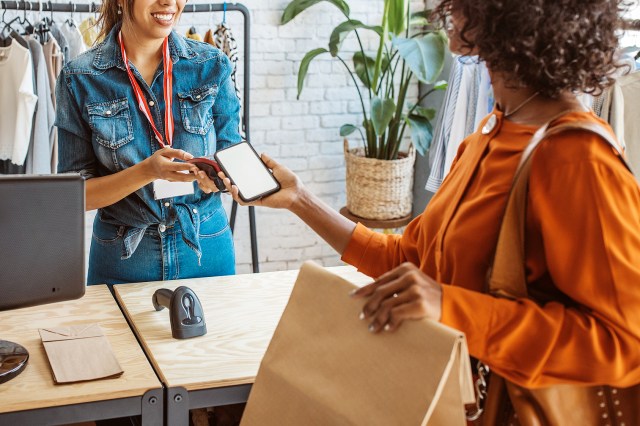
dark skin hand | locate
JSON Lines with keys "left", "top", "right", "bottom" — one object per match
{"left": 212, "top": 155, "right": 444, "bottom": 333}
{"left": 351, "top": 262, "right": 443, "bottom": 333}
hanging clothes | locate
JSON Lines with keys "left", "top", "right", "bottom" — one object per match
{"left": 211, "top": 21, "right": 244, "bottom": 137}
{"left": 0, "top": 33, "right": 38, "bottom": 174}
{"left": 42, "top": 36, "right": 63, "bottom": 172}
{"left": 79, "top": 16, "right": 99, "bottom": 48}
{"left": 49, "top": 22, "right": 70, "bottom": 64}
{"left": 212, "top": 23, "right": 240, "bottom": 98}
{"left": 204, "top": 28, "right": 215, "bottom": 46}
{"left": 42, "top": 36, "right": 62, "bottom": 107}
{"left": 186, "top": 26, "right": 202, "bottom": 41}
{"left": 603, "top": 70, "right": 640, "bottom": 178}
{"left": 59, "top": 20, "right": 86, "bottom": 60}
{"left": 25, "top": 35, "right": 55, "bottom": 174}
{"left": 426, "top": 56, "right": 494, "bottom": 193}
{"left": 0, "top": 41, "right": 38, "bottom": 166}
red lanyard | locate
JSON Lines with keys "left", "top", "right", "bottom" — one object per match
{"left": 118, "top": 31, "right": 174, "bottom": 148}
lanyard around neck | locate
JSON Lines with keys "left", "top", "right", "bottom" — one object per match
{"left": 118, "top": 31, "right": 174, "bottom": 148}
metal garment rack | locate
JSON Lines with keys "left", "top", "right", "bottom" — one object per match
{"left": 1, "top": 1, "right": 260, "bottom": 273}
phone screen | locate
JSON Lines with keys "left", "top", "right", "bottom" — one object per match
{"left": 214, "top": 142, "right": 280, "bottom": 201}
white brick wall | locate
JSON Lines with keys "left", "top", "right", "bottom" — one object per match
{"left": 8, "top": 0, "right": 425, "bottom": 274}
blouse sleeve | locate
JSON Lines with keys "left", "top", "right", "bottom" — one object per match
{"left": 341, "top": 217, "right": 424, "bottom": 278}
{"left": 441, "top": 132, "right": 640, "bottom": 388}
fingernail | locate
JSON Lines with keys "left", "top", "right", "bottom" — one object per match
{"left": 384, "top": 324, "right": 391, "bottom": 331}
{"left": 359, "top": 312, "right": 365, "bottom": 320}
{"left": 184, "top": 153, "right": 194, "bottom": 159}
{"left": 368, "top": 324, "right": 375, "bottom": 333}
{"left": 349, "top": 289, "right": 357, "bottom": 297}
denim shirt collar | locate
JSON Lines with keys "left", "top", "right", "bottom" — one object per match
{"left": 93, "top": 25, "right": 197, "bottom": 71}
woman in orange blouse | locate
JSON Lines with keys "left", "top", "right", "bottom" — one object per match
{"left": 218, "top": 0, "right": 640, "bottom": 392}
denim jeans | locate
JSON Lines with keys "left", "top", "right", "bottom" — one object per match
{"left": 88, "top": 208, "right": 235, "bottom": 285}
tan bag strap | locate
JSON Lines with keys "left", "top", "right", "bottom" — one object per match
{"left": 488, "top": 117, "right": 632, "bottom": 299}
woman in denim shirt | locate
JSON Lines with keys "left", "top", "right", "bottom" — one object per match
{"left": 55, "top": 0, "right": 241, "bottom": 284}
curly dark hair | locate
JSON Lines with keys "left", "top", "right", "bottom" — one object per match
{"left": 432, "top": 0, "right": 635, "bottom": 98}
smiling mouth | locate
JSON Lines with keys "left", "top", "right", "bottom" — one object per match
{"left": 152, "top": 13, "right": 175, "bottom": 22}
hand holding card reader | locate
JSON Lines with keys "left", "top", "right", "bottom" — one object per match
{"left": 190, "top": 142, "right": 280, "bottom": 202}
{"left": 152, "top": 286, "right": 207, "bottom": 339}
{"left": 186, "top": 156, "right": 228, "bottom": 192}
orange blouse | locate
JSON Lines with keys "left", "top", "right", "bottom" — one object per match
{"left": 342, "top": 110, "right": 640, "bottom": 388}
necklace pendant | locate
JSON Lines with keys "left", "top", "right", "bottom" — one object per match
{"left": 482, "top": 114, "right": 497, "bottom": 134}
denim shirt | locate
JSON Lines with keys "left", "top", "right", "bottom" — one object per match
{"left": 55, "top": 26, "right": 242, "bottom": 260}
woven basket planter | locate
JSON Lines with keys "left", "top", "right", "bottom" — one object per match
{"left": 344, "top": 139, "right": 416, "bottom": 220}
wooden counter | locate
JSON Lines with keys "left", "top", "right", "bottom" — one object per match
{"left": 114, "top": 265, "right": 372, "bottom": 391}
{"left": 0, "top": 285, "right": 161, "bottom": 415}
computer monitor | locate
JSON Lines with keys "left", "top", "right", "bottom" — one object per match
{"left": 0, "top": 174, "right": 86, "bottom": 383}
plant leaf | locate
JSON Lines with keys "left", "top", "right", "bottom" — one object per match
{"left": 392, "top": 33, "right": 446, "bottom": 83}
{"left": 340, "top": 124, "right": 358, "bottom": 137}
{"left": 386, "top": 0, "right": 409, "bottom": 36}
{"left": 281, "top": 0, "right": 350, "bottom": 24}
{"left": 408, "top": 104, "right": 436, "bottom": 120}
{"left": 297, "top": 48, "right": 329, "bottom": 99}
{"left": 407, "top": 114, "right": 434, "bottom": 155}
{"left": 434, "top": 80, "right": 448, "bottom": 90}
{"left": 353, "top": 51, "right": 376, "bottom": 88}
{"left": 410, "top": 10, "right": 431, "bottom": 27}
{"left": 370, "top": 97, "right": 396, "bottom": 136}
{"left": 329, "top": 20, "right": 382, "bottom": 57}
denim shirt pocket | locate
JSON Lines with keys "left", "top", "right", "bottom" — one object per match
{"left": 87, "top": 98, "right": 134, "bottom": 149}
{"left": 178, "top": 85, "right": 218, "bottom": 135}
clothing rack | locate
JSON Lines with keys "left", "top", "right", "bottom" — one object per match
{"left": 1, "top": 1, "right": 261, "bottom": 273}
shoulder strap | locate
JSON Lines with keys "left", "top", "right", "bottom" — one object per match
{"left": 488, "top": 118, "right": 632, "bottom": 300}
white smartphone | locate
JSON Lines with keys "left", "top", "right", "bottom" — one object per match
{"left": 214, "top": 142, "right": 281, "bottom": 202}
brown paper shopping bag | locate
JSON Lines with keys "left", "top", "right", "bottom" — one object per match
{"left": 241, "top": 261, "right": 475, "bottom": 426}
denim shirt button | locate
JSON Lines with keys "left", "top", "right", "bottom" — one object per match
{"left": 195, "top": 95, "right": 201, "bottom": 100}
{"left": 149, "top": 100, "right": 155, "bottom": 107}
{"left": 164, "top": 202, "right": 170, "bottom": 207}
{"left": 159, "top": 224, "right": 166, "bottom": 232}
{"left": 192, "top": 208, "right": 198, "bottom": 214}
{"left": 105, "top": 110, "right": 112, "bottom": 116}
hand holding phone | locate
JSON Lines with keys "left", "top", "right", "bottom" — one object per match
{"left": 214, "top": 142, "right": 281, "bottom": 202}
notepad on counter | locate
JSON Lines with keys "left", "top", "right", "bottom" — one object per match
{"left": 39, "top": 324, "right": 124, "bottom": 384}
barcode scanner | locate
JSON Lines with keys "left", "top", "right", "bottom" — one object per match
{"left": 152, "top": 286, "right": 207, "bottom": 339}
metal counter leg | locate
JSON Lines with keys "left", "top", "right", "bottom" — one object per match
{"left": 166, "top": 386, "right": 189, "bottom": 426}
{"left": 141, "top": 388, "right": 164, "bottom": 426}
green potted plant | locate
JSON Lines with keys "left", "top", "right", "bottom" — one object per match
{"left": 281, "top": 0, "right": 447, "bottom": 220}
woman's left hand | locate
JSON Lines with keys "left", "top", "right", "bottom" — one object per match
{"left": 351, "top": 262, "right": 443, "bottom": 332}
{"left": 193, "top": 170, "right": 221, "bottom": 194}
